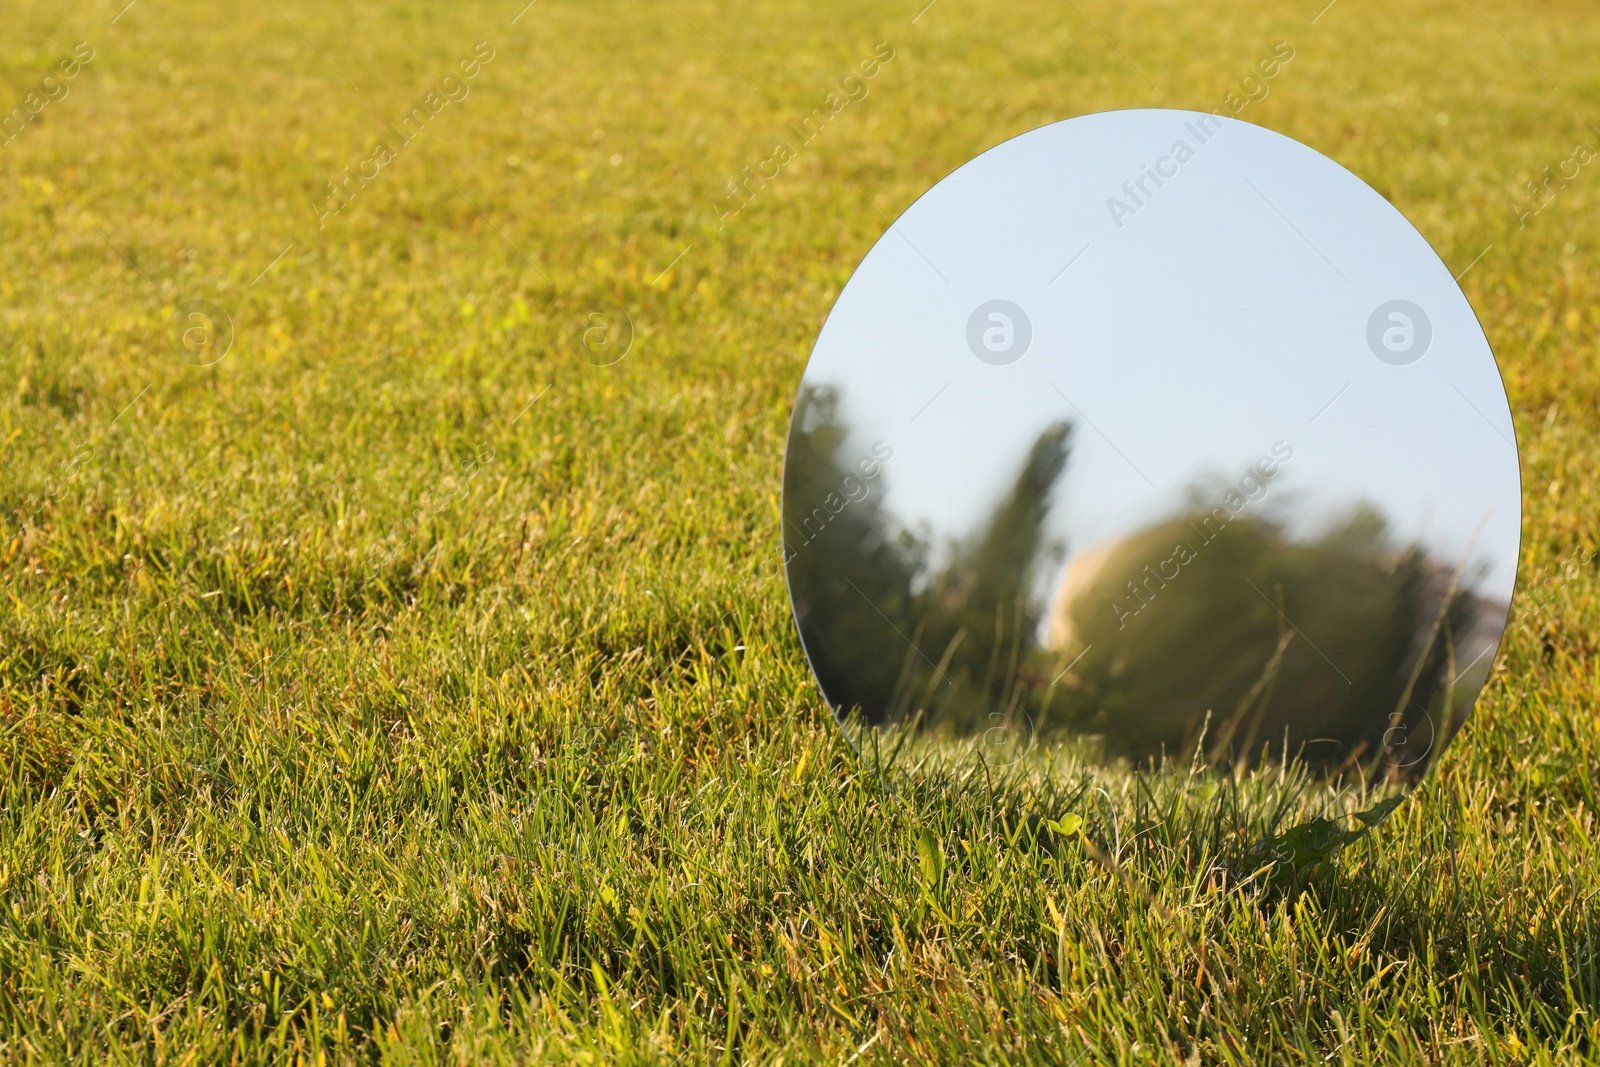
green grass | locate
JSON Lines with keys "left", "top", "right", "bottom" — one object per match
{"left": 2, "top": 0, "right": 1599, "bottom": 1061}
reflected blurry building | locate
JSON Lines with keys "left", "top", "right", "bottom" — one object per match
{"left": 1042, "top": 537, "right": 1120, "bottom": 654}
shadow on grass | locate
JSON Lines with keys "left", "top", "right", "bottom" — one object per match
{"left": 891, "top": 742, "right": 1600, "bottom": 1051}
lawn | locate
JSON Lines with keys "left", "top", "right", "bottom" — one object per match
{"left": 2, "top": 0, "right": 1599, "bottom": 1062}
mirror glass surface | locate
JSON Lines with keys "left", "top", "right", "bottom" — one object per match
{"left": 782, "top": 110, "right": 1519, "bottom": 796}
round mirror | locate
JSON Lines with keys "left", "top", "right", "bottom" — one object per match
{"left": 782, "top": 110, "right": 1519, "bottom": 806}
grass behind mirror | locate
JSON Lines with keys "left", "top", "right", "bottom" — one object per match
{"left": 3, "top": 0, "right": 1600, "bottom": 1061}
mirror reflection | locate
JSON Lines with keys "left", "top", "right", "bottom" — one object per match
{"left": 783, "top": 110, "right": 1519, "bottom": 790}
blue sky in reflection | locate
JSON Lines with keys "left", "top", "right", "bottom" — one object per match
{"left": 801, "top": 110, "right": 1519, "bottom": 606}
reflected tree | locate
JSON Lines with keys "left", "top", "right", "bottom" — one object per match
{"left": 782, "top": 385, "right": 925, "bottom": 722}
{"left": 783, "top": 384, "right": 1071, "bottom": 738}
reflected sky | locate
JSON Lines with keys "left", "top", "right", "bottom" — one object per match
{"left": 803, "top": 110, "right": 1519, "bottom": 607}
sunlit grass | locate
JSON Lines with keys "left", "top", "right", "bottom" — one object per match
{"left": 2, "top": 0, "right": 1599, "bottom": 1061}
